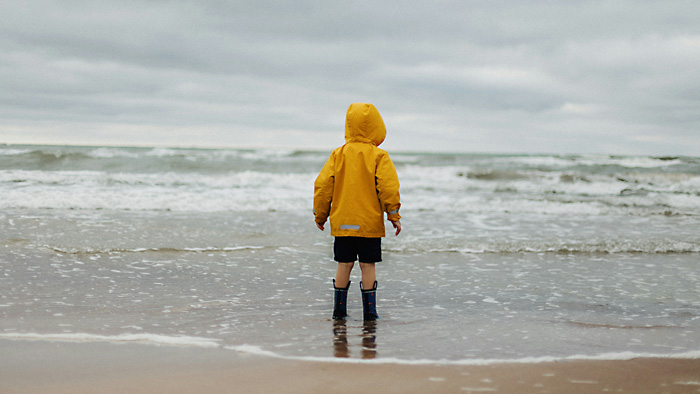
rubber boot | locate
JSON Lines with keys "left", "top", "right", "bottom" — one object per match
{"left": 332, "top": 279, "right": 351, "bottom": 319}
{"left": 360, "top": 280, "right": 379, "bottom": 321}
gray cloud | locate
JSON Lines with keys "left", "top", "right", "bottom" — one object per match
{"left": 2, "top": 0, "right": 699, "bottom": 154}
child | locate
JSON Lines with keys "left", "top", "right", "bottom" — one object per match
{"left": 313, "top": 103, "right": 402, "bottom": 321}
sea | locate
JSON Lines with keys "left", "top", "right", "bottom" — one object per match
{"left": 2, "top": 144, "right": 700, "bottom": 364}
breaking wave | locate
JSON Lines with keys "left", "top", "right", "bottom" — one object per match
{"left": 2, "top": 145, "right": 699, "bottom": 216}
{"left": 391, "top": 240, "right": 700, "bottom": 254}
{"left": 46, "top": 245, "right": 266, "bottom": 255}
{"left": 2, "top": 332, "right": 699, "bottom": 365}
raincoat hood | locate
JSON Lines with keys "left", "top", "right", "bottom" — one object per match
{"left": 344, "top": 103, "right": 386, "bottom": 146}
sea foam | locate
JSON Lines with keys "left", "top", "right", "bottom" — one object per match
{"left": 226, "top": 345, "right": 700, "bottom": 365}
{"left": 0, "top": 332, "right": 221, "bottom": 348}
{"left": 4, "top": 332, "right": 697, "bottom": 365}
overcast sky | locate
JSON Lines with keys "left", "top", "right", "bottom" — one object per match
{"left": 2, "top": 1, "right": 699, "bottom": 155}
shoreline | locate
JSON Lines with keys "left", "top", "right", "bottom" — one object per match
{"left": 3, "top": 339, "right": 700, "bottom": 393}
{"left": 3, "top": 333, "right": 700, "bottom": 365}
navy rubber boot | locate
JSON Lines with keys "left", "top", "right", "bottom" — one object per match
{"left": 332, "top": 280, "right": 351, "bottom": 319}
{"left": 360, "top": 281, "right": 379, "bottom": 321}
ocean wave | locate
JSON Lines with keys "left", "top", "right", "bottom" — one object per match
{"left": 567, "top": 321, "right": 679, "bottom": 329}
{"left": 86, "top": 147, "right": 141, "bottom": 159}
{"left": 22, "top": 149, "right": 94, "bottom": 163}
{"left": 2, "top": 147, "right": 699, "bottom": 215}
{"left": 0, "top": 146, "right": 326, "bottom": 174}
{"left": 0, "top": 332, "right": 220, "bottom": 348}
{"left": 502, "top": 154, "right": 697, "bottom": 170}
{"left": 390, "top": 240, "right": 700, "bottom": 254}
{"left": 2, "top": 189, "right": 696, "bottom": 216}
{"left": 403, "top": 164, "right": 700, "bottom": 195}
{"left": 38, "top": 240, "right": 700, "bottom": 256}
{"left": 460, "top": 170, "right": 530, "bottom": 181}
{"left": 582, "top": 156, "right": 688, "bottom": 169}
{"left": 0, "top": 169, "right": 315, "bottom": 212}
{"left": 0, "top": 148, "right": 33, "bottom": 156}
{"left": 3, "top": 146, "right": 699, "bottom": 170}
{"left": 46, "top": 245, "right": 265, "bottom": 255}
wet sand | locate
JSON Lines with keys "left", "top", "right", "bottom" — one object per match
{"left": 2, "top": 339, "right": 700, "bottom": 393}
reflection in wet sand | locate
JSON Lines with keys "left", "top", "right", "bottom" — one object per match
{"left": 361, "top": 321, "right": 377, "bottom": 359}
{"left": 332, "top": 320, "right": 377, "bottom": 359}
{"left": 333, "top": 320, "right": 349, "bottom": 358}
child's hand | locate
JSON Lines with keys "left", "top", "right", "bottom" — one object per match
{"left": 316, "top": 221, "right": 325, "bottom": 231}
{"left": 390, "top": 220, "right": 401, "bottom": 236}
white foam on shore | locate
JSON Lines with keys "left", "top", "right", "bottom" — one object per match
{"left": 47, "top": 245, "right": 265, "bottom": 254}
{"left": 225, "top": 344, "right": 700, "bottom": 366}
{"left": 0, "top": 333, "right": 220, "bottom": 348}
{"left": 3, "top": 333, "right": 699, "bottom": 365}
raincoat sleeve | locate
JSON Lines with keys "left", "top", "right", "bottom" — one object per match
{"left": 376, "top": 152, "right": 401, "bottom": 222}
{"left": 313, "top": 152, "right": 335, "bottom": 224}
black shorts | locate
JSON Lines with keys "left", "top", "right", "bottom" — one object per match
{"left": 334, "top": 236, "right": 382, "bottom": 263}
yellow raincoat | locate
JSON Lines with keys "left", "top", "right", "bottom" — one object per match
{"left": 313, "top": 103, "right": 401, "bottom": 237}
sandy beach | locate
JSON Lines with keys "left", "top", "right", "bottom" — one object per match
{"left": 2, "top": 339, "right": 699, "bottom": 394}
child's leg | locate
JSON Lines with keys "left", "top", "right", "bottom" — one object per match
{"left": 359, "top": 262, "right": 376, "bottom": 289}
{"left": 335, "top": 262, "right": 354, "bottom": 288}
{"left": 333, "top": 262, "right": 354, "bottom": 319}
{"left": 359, "top": 262, "right": 378, "bottom": 321}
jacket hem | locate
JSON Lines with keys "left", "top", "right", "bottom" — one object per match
{"left": 330, "top": 231, "right": 385, "bottom": 238}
